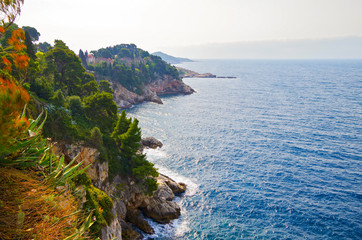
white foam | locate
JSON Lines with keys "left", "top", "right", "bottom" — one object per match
{"left": 155, "top": 164, "right": 199, "bottom": 196}
{"left": 143, "top": 216, "right": 191, "bottom": 239}
{"left": 141, "top": 148, "right": 198, "bottom": 239}
{"left": 144, "top": 148, "right": 168, "bottom": 159}
{"left": 144, "top": 148, "right": 199, "bottom": 196}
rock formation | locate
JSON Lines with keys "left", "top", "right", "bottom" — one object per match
{"left": 112, "top": 77, "right": 194, "bottom": 109}
{"left": 141, "top": 137, "right": 163, "bottom": 149}
{"left": 54, "top": 143, "right": 186, "bottom": 240}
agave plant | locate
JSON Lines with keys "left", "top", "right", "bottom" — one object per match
{"left": 0, "top": 108, "right": 48, "bottom": 167}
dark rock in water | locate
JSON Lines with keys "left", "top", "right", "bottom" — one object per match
{"left": 141, "top": 137, "right": 163, "bottom": 149}
{"left": 126, "top": 208, "right": 154, "bottom": 234}
{"left": 159, "top": 174, "right": 186, "bottom": 195}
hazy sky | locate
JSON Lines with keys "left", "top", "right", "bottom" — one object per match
{"left": 16, "top": 0, "right": 362, "bottom": 58}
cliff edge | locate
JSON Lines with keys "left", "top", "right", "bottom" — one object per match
{"left": 54, "top": 141, "right": 186, "bottom": 240}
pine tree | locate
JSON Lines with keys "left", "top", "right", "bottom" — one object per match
{"left": 111, "top": 110, "right": 131, "bottom": 144}
{"left": 24, "top": 31, "right": 36, "bottom": 60}
{"left": 79, "top": 49, "right": 87, "bottom": 67}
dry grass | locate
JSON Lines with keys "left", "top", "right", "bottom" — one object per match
{"left": 0, "top": 167, "right": 85, "bottom": 240}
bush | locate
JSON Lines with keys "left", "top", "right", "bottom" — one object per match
{"left": 68, "top": 95, "right": 84, "bottom": 117}
{"left": 84, "top": 185, "right": 113, "bottom": 235}
{"left": 89, "top": 127, "right": 103, "bottom": 148}
{"left": 83, "top": 92, "right": 118, "bottom": 133}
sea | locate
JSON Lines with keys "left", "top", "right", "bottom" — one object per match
{"left": 126, "top": 59, "right": 362, "bottom": 240}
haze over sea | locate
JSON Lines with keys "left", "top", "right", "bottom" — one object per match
{"left": 126, "top": 59, "right": 362, "bottom": 239}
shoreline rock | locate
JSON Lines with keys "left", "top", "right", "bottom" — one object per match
{"left": 54, "top": 142, "right": 186, "bottom": 240}
{"left": 141, "top": 137, "right": 163, "bottom": 149}
{"left": 112, "top": 77, "right": 194, "bottom": 109}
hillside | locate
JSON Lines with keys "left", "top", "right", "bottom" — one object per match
{"left": 0, "top": 20, "right": 189, "bottom": 239}
{"left": 152, "top": 51, "right": 193, "bottom": 64}
{"left": 80, "top": 45, "right": 194, "bottom": 108}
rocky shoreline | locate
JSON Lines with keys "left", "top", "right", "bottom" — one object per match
{"left": 54, "top": 137, "right": 185, "bottom": 240}
{"left": 112, "top": 76, "right": 195, "bottom": 109}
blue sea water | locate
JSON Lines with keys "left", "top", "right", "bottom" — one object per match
{"left": 126, "top": 60, "right": 362, "bottom": 240}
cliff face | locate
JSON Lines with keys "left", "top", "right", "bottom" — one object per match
{"left": 112, "top": 77, "right": 194, "bottom": 109}
{"left": 55, "top": 143, "right": 185, "bottom": 240}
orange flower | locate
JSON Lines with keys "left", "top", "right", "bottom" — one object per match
{"left": 2, "top": 56, "right": 12, "bottom": 71}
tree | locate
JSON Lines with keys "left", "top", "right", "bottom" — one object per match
{"left": 0, "top": 23, "right": 18, "bottom": 47}
{"left": 44, "top": 40, "right": 84, "bottom": 96}
{"left": 79, "top": 49, "right": 87, "bottom": 68}
{"left": 24, "top": 31, "right": 36, "bottom": 59}
{"left": 117, "top": 117, "right": 159, "bottom": 193}
{"left": 22, "top": 26, "right": 40, "bottom": 42}
{"left": 37, "top": 42, "right": 51, "bottom": 53}
{"left": 89, "top": 127, "right": 103, "bottom": 148}
{"left": 43, "top": 107, "right": 76, "bottom": 143}
{"left": 0, "top": 0, "right": 24, "bottom": 28}
{"left": 0, "top": 23, "right": 30, "bottom": 151}
{"left": 99, "top": 80, "right": 113, "bottom": 94}
{"left": 81, "top": 80, "right": 99, "bottom": 97}
{"left": 68, "top": 95, "right": 84, "bottom": 116}
{"left": 83, "top": 92, "right": 118, "bottom": 133}
{"left": 52, "top": 89, "right": 65, "bottom": 107}
{"left": 111, "top": 110, "right": 131, "bottom": 145}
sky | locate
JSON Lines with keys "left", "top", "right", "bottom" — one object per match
{"left": 16, "top": 0, "right": 362, "bottom": 59}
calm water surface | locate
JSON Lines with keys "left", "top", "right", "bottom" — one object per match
{"left": 127, "top": 60, "right": 362, "bottom": 239}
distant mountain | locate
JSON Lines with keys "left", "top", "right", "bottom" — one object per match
{"left": 152, "top": 51, "right": 193, "bottom": 64}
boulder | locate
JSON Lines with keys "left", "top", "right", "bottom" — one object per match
{"left": 141, "top": 137, "right": 163, "bottom": 149}
{"left": 119, "top": 218, "right": 142, "bottom": 240}
{"left": 141, "top": 198, "right": 181, "bottom": 224}
{"left": 158, "top": 174, "right": 186, "bottom": 195}
{"left": 126, "top": 208, "right": 154, "bottom": 234}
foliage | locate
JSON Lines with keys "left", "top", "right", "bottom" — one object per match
{"left": 43, "top": 40, "right": 84, "bottom": 96}
{"left": 0, "top": 0, "right": 23, "bottom": 28}
{"left": 78, "top": 49, "right": 87, "bottom": 68}
{"left": 43, "top": 106, "right": 77, "bottom": 143}
{"left": 111, "top": 114, "right": 159, "bottom": 193}
{"left": 0, "top": 26, "right": 30, "bottom": 81}
{"left": 52, "top": 89, "right": 65, "bottom": 107}
{"left": 88, "top": 44, "right": 180, "bottom": 94}
{"left": 68, "top": 95, "right": 84, "bottom": 116}
{"left": 30, "top": 76, "right": 54, "bottom": 100}
{"left": 83, "top": 92, "right": 118, "bottom": 133}
{"left": 0, "top": 8, "right": 94, "bottom": 240}
{"left": 111, "top": 110, "right": 131, "bottom": 145}
{"left": 22, "top": 25, "right": 40, "bottom": 41}
{"left": 37, "top": 41, "right": 51, "bottom": 53}
{"left": 81, "top": 79, "right": 99, "bottom": 97}
{"left": 0, "top": 77, "right": 30, "bottom": 149}
{"left": 84, "top": 185, "right": 113, "bottom": 235}
{"left": 45, "top": 153, "right": 90, "bottom": 188}
{"left": 24, "top": 30, "right": 36, "bottom": 59}
{"left": 0, "top": 167, "right": 88, "bottom": 240}
{"left": 0, "top": 26, "right": 30, "bottom": 151}
{"left": 89, "top": 126, "right": 103, "bottom": 148}
{"left": 99, "top": 79, "right": 113, "bottom": 94}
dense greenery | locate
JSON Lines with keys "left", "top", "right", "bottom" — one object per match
{"left": 1, "top": 4, "right": 166, "bottom": 235}
{"left": 85, "top": 44, "right": 180, "bottom": 94}
{"left": 21, "top": 35, "right": 159, "bottom": 193}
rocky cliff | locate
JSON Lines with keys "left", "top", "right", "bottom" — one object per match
{"left": 112, "top": 76, "right": 194, "bottom": 109}
{"left": 54, "top": 142, "right": 186, "bottom": 240}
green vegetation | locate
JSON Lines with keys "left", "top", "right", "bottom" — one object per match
{"left": 85, "top": 44, "right": 180, "bottom": 94}
{"left": 0, "top": 2, "right": 171, "bottom": 237}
